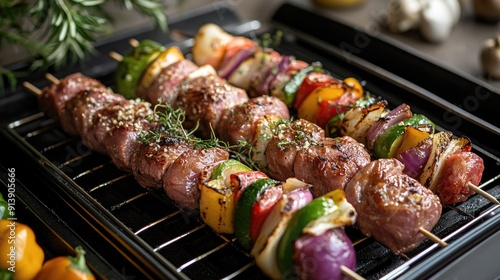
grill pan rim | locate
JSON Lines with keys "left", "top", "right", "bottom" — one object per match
{"left": 0, "top": 2, "right": 500, "bottom": 280}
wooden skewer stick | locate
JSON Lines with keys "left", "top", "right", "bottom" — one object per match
{"left": 468, "top": 182, "right": 500, "bottom": 205}
{"left": 129, "top": 38, "right": 139, "bottom": 48}
{"left": 23, "top": 81, "right": 42, "bottom": 96}
{"left": 419, "top": 227, "right": 447, "bottom": 247}
{"left": 170, "top": 29, "right": 195, "bottom": 41}
{"left": 45, "top": 73, "right": 60, "bottom": 84}
{"left": 109, "top": 51, "right": 123, "bottom": 62}
{"left": 341, "top": 265, "right": 365, "bottom": 280}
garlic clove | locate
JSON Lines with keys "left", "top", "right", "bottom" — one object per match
{"left": 480, "top": 35, "right": 500, "bottom": 79}
{"left": 387, "top": 0, "right": 424, "bottom": 33}
{"left": 419, "top": 0, "right": 455, "bottom": 43}
{"left": 473, "top": 0, "right": 500, "bottom": 22}
{"left": 443, "top": 0, "right": 462, "bottom": 25}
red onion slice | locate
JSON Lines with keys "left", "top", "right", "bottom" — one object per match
{"left": 293, "top": 228, "right": 356, "bottom": 280}
{"left": 218, "top": 48, "right": 256, "bottom": 79}
{"left": 259, "top": 55, "right": 292, "bottom": 95}
{"left": 396, "top": 137, "right": 432, "bottom": 179}
{"left": 366, "top": 103, "right": 412, "bottom": 150}
{"left": 287, "top": 186, "right": 314, "bottom": 210}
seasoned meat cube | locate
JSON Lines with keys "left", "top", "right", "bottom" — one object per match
{"left": 230, "top": 171, "right": 269, "bottom": 203}
{"left": 175, "top": 74, "right": 248, "bottom": 138}
{"left": 163, "top": 147, "right": 229, "bottom": 210}
{"left": 294, "top": 136, "right": 371, "bottom": 197}
{"left": 344, "top": 158, "right": 442, "bottom": 255}
{"left": 265, "top": 119, "right": 325, "bottom": 181}
{"left": 84, "top": 99, "right": 125, "bottom": 154}
{"left": 38, "top": 73, "right": 108, "bottom": 122}
{"left": 217, "top": 95, "right": 290, "bottom": 145}
{"left": 131, "top": 136, "right": 193, "bottom": 190}
{"left": 62, "top": 90, "right": 125, "bottom": 137}
{"left": 139, "top": 59, "right": 198, "bottom": 105}
{"left": 436, "top": 150, "right": 484, "bottom": 205}
{"left": 89, "top": 99, "right": 155, "bottom": 171}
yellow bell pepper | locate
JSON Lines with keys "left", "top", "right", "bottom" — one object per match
{"left": 137, "top": 46, "right": 185, "bottom": 97}
{"left": 199, "top": 160, "right": 252, "bottom": 234}
{"left": 0, "top": 220, "right": 44, "bottom": 280}
{"left": 343, "top": 77, "right": 363, "bottom": 98}
{"left": 394, "top": 126, "right": 432, "bottom": 157}
{"left": 199, "top": 179, "right": 236, "bottom": 234}
{"left": 297, "top": 84, "right": 344, "bottom": 123}
{"left": 33, "top": 246, "right": 95, "bottom": 280}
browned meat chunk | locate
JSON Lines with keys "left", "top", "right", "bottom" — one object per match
{"left": 139, "top": 59, "right": 198, "bottom": 105}
{"left": 294, "top": 136, "right": 371, "bottom": 197}
{"left": 344, "top": 158, "right": 442, "bottom": 255}
{"left": 230, "top": 171, "right": 269, "bottom": 203}
{"left": 88, "top": 99, "right": 155, "bottom": 171}
{"left": 62, "top": 89, "right": 125, "bottom": 137}
{"left": 265, "top": 119, "right": 325, "bottom": 181}
{"left": 175, "top": 74, "right": 248, "bottom": 139}
{"left": 217, "top": 96, "right": 290, "bottom": 145}
{"left": 131, "top": 136, "right": 193, "bottom": 190}
{"left": 436, "top": 150, "right": 484, "bottom": 205}
{"left": 38, "top": 73, "right": 108, "bottom": 121}
{"left": 163, "top": 147, "right": 229, "bottom": 210}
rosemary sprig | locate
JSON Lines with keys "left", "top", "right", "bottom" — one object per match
{"left": 0, "top": 0, "right": 168, "bottom": 95}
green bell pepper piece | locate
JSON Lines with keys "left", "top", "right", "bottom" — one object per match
{"left": 115, "top": 40, "right": 165, "bottom": 99}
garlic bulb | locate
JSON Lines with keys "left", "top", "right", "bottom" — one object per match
{"left": 387, "top": 0, "right": 423, "bottom": 33}
{"left": 386, "top": 0, "right": 461, "bottom": 43}
{"left": 420, "top": 0, "right": 459, "bottom": 43}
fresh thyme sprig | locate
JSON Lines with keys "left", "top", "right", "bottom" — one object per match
{"left": 258, "top": 29, "right": 283, "bottom": 49}
{"left": 0, "top": 0, "right": 168, "bottom": 95}
{"left": 140, "top": 103, "right": 259, "bottom": 169}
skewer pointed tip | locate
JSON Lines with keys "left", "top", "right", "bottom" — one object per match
{"left": 468, "top": 182, "right": 500, "bottom": 205}
{"left": 45, "top": 73, "right": 60, "bottom": 84}
{"left": 341, "top": 265, "right": 365, "bottom": 280}
{"left": 170, "top": 29, "right": 194, "bottom": 41}
{"left": 108, "top": 51, "right": 123, "bottom": 62}
{"left": 129, "top": 38, "right": 139, "bottom": 47}
{"left": 23, "top": 81, "right": 42, "bottom": 96}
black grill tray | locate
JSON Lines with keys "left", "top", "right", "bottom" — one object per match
{"left": 1, "top": 2, "right": 500, "bottom": 280}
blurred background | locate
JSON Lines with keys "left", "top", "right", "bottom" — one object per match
{"left": 2, "top": 0, "right": 500, "bottom": 91}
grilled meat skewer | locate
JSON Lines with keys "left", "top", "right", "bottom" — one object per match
{"left": 187, "top": 23, "right": 493, "bottom": 206}
{"left": 32, "top": 72, "right": 443, "bottom": 255}
{"left": 345, "top": 158, "right": 442, "bottom": 255}
{"left": 27, "top": 72, "right": 448, "bottom": 280}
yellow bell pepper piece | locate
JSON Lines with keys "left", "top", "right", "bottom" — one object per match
{"left": 138, "top": 46, "right": 185, "bottom": 96}
{"left": 394, "top": 126, "right": 431, "bottom": 157}
{"left": 199, "top": 159, "right": 252, "bottom": 234}
{"left": 297, "top": 84, "right": 344, "bottom": 123}
{"left": 0, "top": 220, "right": 44, "bottom": 280}
{"left": 343, "top": 77, "right": 364, "bottom": 99}
{"left": 199, "top": 179, "right": 236, "bottom": 234}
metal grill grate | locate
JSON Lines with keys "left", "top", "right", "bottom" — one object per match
{"left": 6, "top": 97, "right": 500, "bottom": 279}
{"left": 4, "top": 3, "right": 500, "bottom": 278}
{"left": 8, "top": 113, "right": 263, "bottom": 279}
